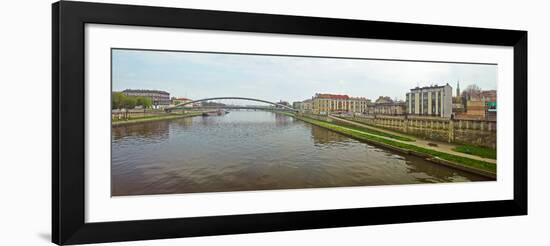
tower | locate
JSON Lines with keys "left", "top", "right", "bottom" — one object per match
{"left": 456, "top": 81, "right": 460, "bottom": 97}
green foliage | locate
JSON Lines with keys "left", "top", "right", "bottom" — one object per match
{"left": 123, "top": 96, "right": 136, "bottom": 109}
{"left": 136, "top": 96, "right": 152, "bottom": 108}
{"left": 297, "top": 116, "right": 496, "bottom": 173}
{"left": 112, "top": 92, "right": 125, "bottom": 109}
{"left": 112, "top": 112, "right": 202, "bottom": 125}
{"left": 112, "top": 92, "right": 152, "bottom": 109}
{"left": 453, "top": 144, "right": 497, "bottom": 160}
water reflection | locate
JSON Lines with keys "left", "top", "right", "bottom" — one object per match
{"left": 112, "top": 120, "right": 170, "bottom": 143}
{"left": 310, "top": 125, "right": 351, "bottom": 145}
{"left": 111, "top": 111, "right": 489, "bottom": 196}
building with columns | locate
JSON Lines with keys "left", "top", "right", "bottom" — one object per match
{"left": 311, "top": 93, "right": 369, "bottom": 115}
{"left": 405, "top": 84, "right": 453, "bottom": 118}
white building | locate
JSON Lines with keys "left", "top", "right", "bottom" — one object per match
{"left": 123, "top": 89, "right": 170, "bottom": 109}
{"left": 405, "top": 84, "right": 453, "bottom": 118}
{"left": 171, "top": 97, "right": 193, "bottom": 108}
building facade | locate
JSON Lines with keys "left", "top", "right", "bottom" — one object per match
{"left": 292, "top": 101, "right": 302, "bottom": 110}
{"left": 311, "top": 93, "right": 369, "bottom": 115}
{"left": 405, "top": 84, "right": 453, "bottom": 118}
{"left": 369, "top": 96, "right": 406, "bottom": 115}
{"left": 123, "top": 89, "right": 170, "bottom": 108}
{"left": 171, "top": 97, "right": 193, "bottom": 107}
{"left": 457, "top": 90, "right": 497, "bottom": 120}
{"left": 480, "top": 90, "right": 497, "bottom": 102}
{"left": 293, "top": 99, "right": 313, "bottom": 112}
{"left": 465, "top": 100, "right": 486, "bottom": 117}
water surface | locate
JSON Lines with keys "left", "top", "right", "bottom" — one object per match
{"left": 112, "top": 111, "right": 489, "bottom": 196}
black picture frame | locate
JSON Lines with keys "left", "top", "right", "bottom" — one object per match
{"left": 52, "top": 1, "right": 527, "bottom": 245}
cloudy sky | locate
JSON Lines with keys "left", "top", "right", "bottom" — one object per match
{"left": 112, "top": 49, "right": 497, "bottom": 104}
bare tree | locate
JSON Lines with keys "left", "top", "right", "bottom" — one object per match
{"left": 462, "top": 84, "right": 482, "bottom": 100}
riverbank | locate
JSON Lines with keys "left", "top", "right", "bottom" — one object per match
{"left": 112, "top": 112, "right": 202, "bottom": 126}
{"left": 339, "top": 116, "right": 497, "bottom": 160}
{"left": 289, "top": 113, "right": 496, "bottom": 179}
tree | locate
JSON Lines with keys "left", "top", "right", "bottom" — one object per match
{"left": 112, "top": 92, "right": 126, "bottom": 109}
{"left": 462, "top": 84, "right": 482, "bottom": 100}
{"left": 122, "top": 96, "right": 137, "bottom": 109}
{"left": 136, "top": 96, "right": 152, "bottom": 110}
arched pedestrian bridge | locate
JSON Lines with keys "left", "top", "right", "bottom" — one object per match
{"left": 165, "top": 97, "right": 298, "bottom": 112}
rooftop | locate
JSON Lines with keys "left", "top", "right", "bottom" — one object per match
{"left": 410, "top": 83, "right": 451, "bottom": 90}
{"left": 173, "top": 97, "right": 192, "bottom": 101}
{"left": 375, "top": 96, "right": 393, "bottom": 104}
{"left": 123, "top": 89, "right": 169, "bottom": 95}
{"left": 314, "top": 93, "right": 350, "bottom": 99}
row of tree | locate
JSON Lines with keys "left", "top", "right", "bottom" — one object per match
{"left": 112, "top": 92, "right": 152, "bottom": 110}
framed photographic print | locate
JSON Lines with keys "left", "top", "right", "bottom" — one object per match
{"left": 52, "top": 1, "right": 527, "bottom": 245}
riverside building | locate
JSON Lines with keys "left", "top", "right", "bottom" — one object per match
{"left": 293, "top": 99, "right": 313, "bottom": 113}
{"left": 123, "top": 89, "right": 170, "bottom": 108}
{"left": 405, "top": 84, "right": 453, "bottom": 118}
{"left": 311, "top": 93, "right": 369, "bottom": 115}
{"left": 171, "top": 97, "right": 193, "bottom": 108}
{"left": 369, "top": 96, "right": 406, "bottom": 115}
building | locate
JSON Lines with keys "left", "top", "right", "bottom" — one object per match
{"left": 483, "top": 90, "right": 497, "bottom": 120}
{"left": 294, "top": 99, "right": 313, "bottom": 112}
{"left": 405, "top": 84, "right": 453, "bottom": 118}
{"left": 311, "top": 93, "right": 369, "bottom": 115}
{"left": 465, "top": 100, "right": 486, "bottom": 117}
{"left": 369, "top": 96, "right": 406, "bottom": 115}
{"left": 480, "top": 90, "right": 497, "bottom": 102}
{"left": 171, "top": 97, "right": 193, "bottom": 107}
{"left": 452, "top": 100, "right": 465, "bottom": 115}
{"left": 302, "top": 99, "right": 313, "bottom": 112}
{"left": 123, "top": 89, "right": 170, "bottom": 108}
{"left": 458, "top": 90, "right": 497, "bottom": 120}
{"left": 293, "top": 101, "right": 302, "bottom": 110}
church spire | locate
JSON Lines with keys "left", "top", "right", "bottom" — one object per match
{"left": 456, "top": 81, "right": 461, "bottom": 97}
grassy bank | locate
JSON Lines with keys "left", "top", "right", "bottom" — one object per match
{"left": 296, "top": 115, "right": 496, "bottom": 174}
{"left": 112, "top": 112, "right": 202, "bottom": 126}
{"left": 331, "top": 117, "right": 414, "bottom": 142}
{"left": 453, "top": 144, "right": 497, "bottom": 159}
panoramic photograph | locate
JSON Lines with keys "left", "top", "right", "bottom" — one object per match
{"left": 111, "top": 48, "right": 498, "bottom": 196}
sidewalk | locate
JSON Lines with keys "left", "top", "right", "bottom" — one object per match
{"left": 329, "top": 115, "right": 496, "bottom": 164}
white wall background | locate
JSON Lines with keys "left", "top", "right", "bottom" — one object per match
{"left": 0, "top": 0, "right": 547, "bottom": 245}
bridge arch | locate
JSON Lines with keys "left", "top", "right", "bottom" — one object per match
{"left": 166, "top": 97, "right": 297, "bottom": 112}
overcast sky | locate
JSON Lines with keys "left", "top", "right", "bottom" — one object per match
{"left": 112, "top": 49, "right": 497, "bottom": 104}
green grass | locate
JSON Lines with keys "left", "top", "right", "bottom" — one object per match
{"left": 297, "top": 116, "right": 496, "bottom": 173}
{"left": 112, "top": 114, "right": 167, "bottom": 122}
{"left": 287, "top": 113, "right": 414, "bottom": 142}
{"left": 331, "top": 119, "right": 415, "bottom": 142}
{"left": 112, "top": 112, "right": 201, "bottom": 125}
{"left": 453, "top": 144, "right": 497, "bottom": 160}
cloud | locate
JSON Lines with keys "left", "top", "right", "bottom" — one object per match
{"left": 112, "top": 49, "right": 497, "bottom": 104}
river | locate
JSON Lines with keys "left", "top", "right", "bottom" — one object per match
{"left": 111, "top": 111, "right": 489, "bottom": 196}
